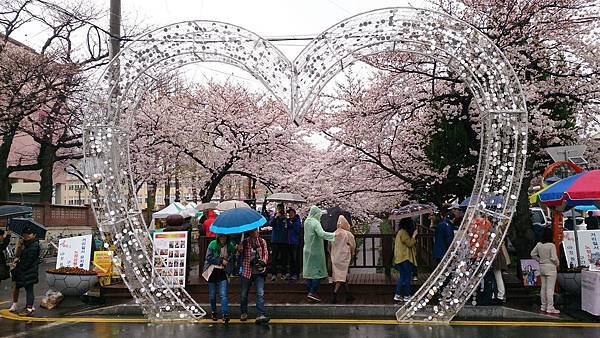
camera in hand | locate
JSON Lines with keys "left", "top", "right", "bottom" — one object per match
{"left": 251, "top": 256, "right": 267, "bottom": 273}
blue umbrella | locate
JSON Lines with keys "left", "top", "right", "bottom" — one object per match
{"left": 460, "top": 195, "right": 504, "bottom": 208}
{"left": 210, "top": 208, "right": 266, "bottom": 235}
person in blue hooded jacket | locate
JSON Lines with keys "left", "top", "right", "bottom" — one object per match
{"left": 433, "top": 212, "right": 454, "bottom": 264}
{"left": 286, "top": 208, "right": 302, "bottom": 281}
{"left": 269, "top": 204, "right": 289, "bottom": 281}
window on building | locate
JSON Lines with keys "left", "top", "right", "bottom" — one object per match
{"left": 67, "top": 196, "right": 84, "bottom": 206}
{"left": 68, "top": 183, "right": 85, "bottom": 191}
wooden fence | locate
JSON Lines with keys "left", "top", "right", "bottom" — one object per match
{"left": 0, "top": 201, "right": 96, "bottom": 227}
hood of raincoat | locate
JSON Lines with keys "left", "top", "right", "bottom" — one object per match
{"left": 337, "top": 215, "right": 351, "bottom": 231}
{"left": 307, "top": 206, "right": 323, "bottom": 221}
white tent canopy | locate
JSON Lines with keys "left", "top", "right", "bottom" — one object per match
{"left": 152, "top": 202, "right": 186, "bottom": 219}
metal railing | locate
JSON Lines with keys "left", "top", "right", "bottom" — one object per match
{"left": 197, "top": 230, "right": 436, "bottom": 278}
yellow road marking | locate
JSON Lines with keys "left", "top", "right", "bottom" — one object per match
{"left": 1, "top": 310, "right": 599, "bottom": 327}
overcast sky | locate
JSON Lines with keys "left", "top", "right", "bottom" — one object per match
{"left": 110, "top": 0, "right": 429, "bottom": 59}
{"left": 11, "top": 0, "right": 430, "bottom": 86}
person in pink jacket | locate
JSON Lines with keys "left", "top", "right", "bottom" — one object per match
{"left": 329, "top": 215, "right": 356, "bottom": 303}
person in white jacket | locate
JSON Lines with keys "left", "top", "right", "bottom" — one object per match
{"left": 530, "top": 229, "right": 560, "bottom": 314}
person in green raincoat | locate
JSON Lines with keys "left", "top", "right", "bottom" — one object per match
{"left": 303, "top": 205, "right": 335, "bottom": 302}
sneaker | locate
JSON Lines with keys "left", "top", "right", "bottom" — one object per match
{"left": 412, "top": 276, "right": 419, "bottom": 281}
{"left": 240, "top": 313, "right": 248, "bottom": 322}
{"left": 271, "top": 275, "right": 277, "bottom": 282}
{"left": 255, "top": 315, "right": 270, "bottom": 324}
{"left": 9, "top": 303, "right": 18, "bottom": 313}
{"left": 403, "top": 296, "right": 411, "bottom": 302}
{"left": 18, "top": 308, "right": 34, "bottom": 317}
{"left": 307, "top": 293, "right": 322, "bottom": 302}
{"left": 546, "top": 307, "right": 560, "bottom": 314}
{"left": 282, "top": 273, "right": 290, "bottom": 280}
{"left": 222, "top": 314, "right": 230, "bottom": 324}
{"left": 211, "top": 311, "right": 218, "bottom": 321}
{"left": 393, "top": 294, "right": 403, "bottom": 301}
{"left": 540, "top": 306, "right": 546, "bottom": 312}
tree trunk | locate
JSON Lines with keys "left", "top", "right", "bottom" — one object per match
{"left": 164, "top": 177, "right": 170, "bottom": 206}
{"left": 174, "top": 176, "right": 180, "bottom": 202}
{"left": 509, "top": 161, "right": 535, "bottom": 258}
{"left": 146, "top": 181, "right": 156, "bottom": 224}
{"left": 38, "top": 143, "right": 57, "bottom": 204}
{"left": 0, "top": 127, "right": 17, "bottom": 201}
{"left": 199, "top": 172, "right": 227, "bottom": 203}
{"left": 198, "top": 163, "right": 234, "bottom": 203}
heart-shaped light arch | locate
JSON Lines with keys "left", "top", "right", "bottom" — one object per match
{"left": 84, "top": 7, "right": 527, "bottom": 322}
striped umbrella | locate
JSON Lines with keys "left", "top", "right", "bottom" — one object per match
{"left": 532, "top": 170, "right": 600, "bottom": 208}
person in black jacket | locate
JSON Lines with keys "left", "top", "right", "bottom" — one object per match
{"left": 0, "top": 230, "right": 11, "bottom": 284}
{"left": 12, "top": 226, "right": 40, "bottom": 316}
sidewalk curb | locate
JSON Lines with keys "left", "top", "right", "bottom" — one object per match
{"left": 72, "top": 303, "right": 563, "bottom": 321}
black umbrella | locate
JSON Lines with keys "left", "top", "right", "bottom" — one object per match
{"left": 320, "top": 206, "right": 352, "bottom": 232}
{"left": 0, "top": 205, "right": 32, "bottom": 218}
{"left": 8, "top": 218, "right": 47, "bottom": 240}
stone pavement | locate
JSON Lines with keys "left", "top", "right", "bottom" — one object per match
{"left": 0, "top": 257, "right": 585, "bottom": 324}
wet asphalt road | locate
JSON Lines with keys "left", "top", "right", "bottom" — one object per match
{"left": 0, "top": 322, "right": 598, "bottom": 338}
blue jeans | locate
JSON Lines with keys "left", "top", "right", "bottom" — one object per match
{"left": 395, "top": 261, "right": 413, "bottom": 296}
{"left": 241, "top": 274, "right": 266, "bottom": 316}
{"left": 208, "top": 279, "right": 229, "bottom": 315}
{"left": 306, "top": 278, "right": 321, "bottom": 294}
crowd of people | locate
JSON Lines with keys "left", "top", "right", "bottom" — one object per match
{"left": 200, "top": 205, "right": 356, "bottom": 324}
{"left": 201, "top": 202, "right": 552, "bottom": 324}
{"left": 1, "top": 201, "right": 570, "bottom": 320}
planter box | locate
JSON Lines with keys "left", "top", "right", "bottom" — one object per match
{"left": 46, "top": 271, "right": 98, "bottom": 296}
{"left": 557, "top": 272, "right": 581, "bottom": 295}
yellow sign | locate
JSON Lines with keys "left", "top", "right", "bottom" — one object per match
{"left": 93, "top": 251, "right": 113, "bottom": 277}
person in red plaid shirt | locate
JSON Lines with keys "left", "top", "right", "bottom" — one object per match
{"left": 236, "top": 228, "right": 270, "bottom": 324}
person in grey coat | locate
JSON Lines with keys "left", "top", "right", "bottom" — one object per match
{"left": 530, "top": 229, "right": 560, "bottom": 314}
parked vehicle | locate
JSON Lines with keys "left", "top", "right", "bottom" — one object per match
{"left": 562, "top": 216, "right": 585, "bottom": 230}
{"left": 530, "top": 207, "right": 549, "bottom": 243}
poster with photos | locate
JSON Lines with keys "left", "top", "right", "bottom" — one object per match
{"left": 152, "top": 231, "right": 188, "bottom": 288}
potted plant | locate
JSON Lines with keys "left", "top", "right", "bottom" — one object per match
{"left": 46, "top": 267, "right": 98, "bottom": 296}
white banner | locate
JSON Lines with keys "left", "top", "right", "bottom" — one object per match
{"left": 562, "top": 230, "right": 600, "bottom": 269}
{"left": 581, "top": 269, "right": 600, "bottom": 316}
{"left": 56, "top": 234, "right": 93, "bottom": 270}
{"left": 152, "top": 231, "right": 188, "bottom": 288}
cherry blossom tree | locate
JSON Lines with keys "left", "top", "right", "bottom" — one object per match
{"left": 0, "top": 0, "right": 143, "bottom": 202}
{"left": 287, "top": 0, "right": 600, "bottom": 253}
{"left": 131, "top": 81, "right": 295, "bottom": 203}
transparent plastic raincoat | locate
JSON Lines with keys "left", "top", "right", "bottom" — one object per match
{"left": 302, "top": 206, "right": 335, "bottom": 279}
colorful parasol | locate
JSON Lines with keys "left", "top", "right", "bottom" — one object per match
{"left": 532, "top": 170, "right": 600, "bottom": 208}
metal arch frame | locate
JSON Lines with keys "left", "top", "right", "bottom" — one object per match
{"left": 83, "top": 7, "right": 528, "bottom": 323}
